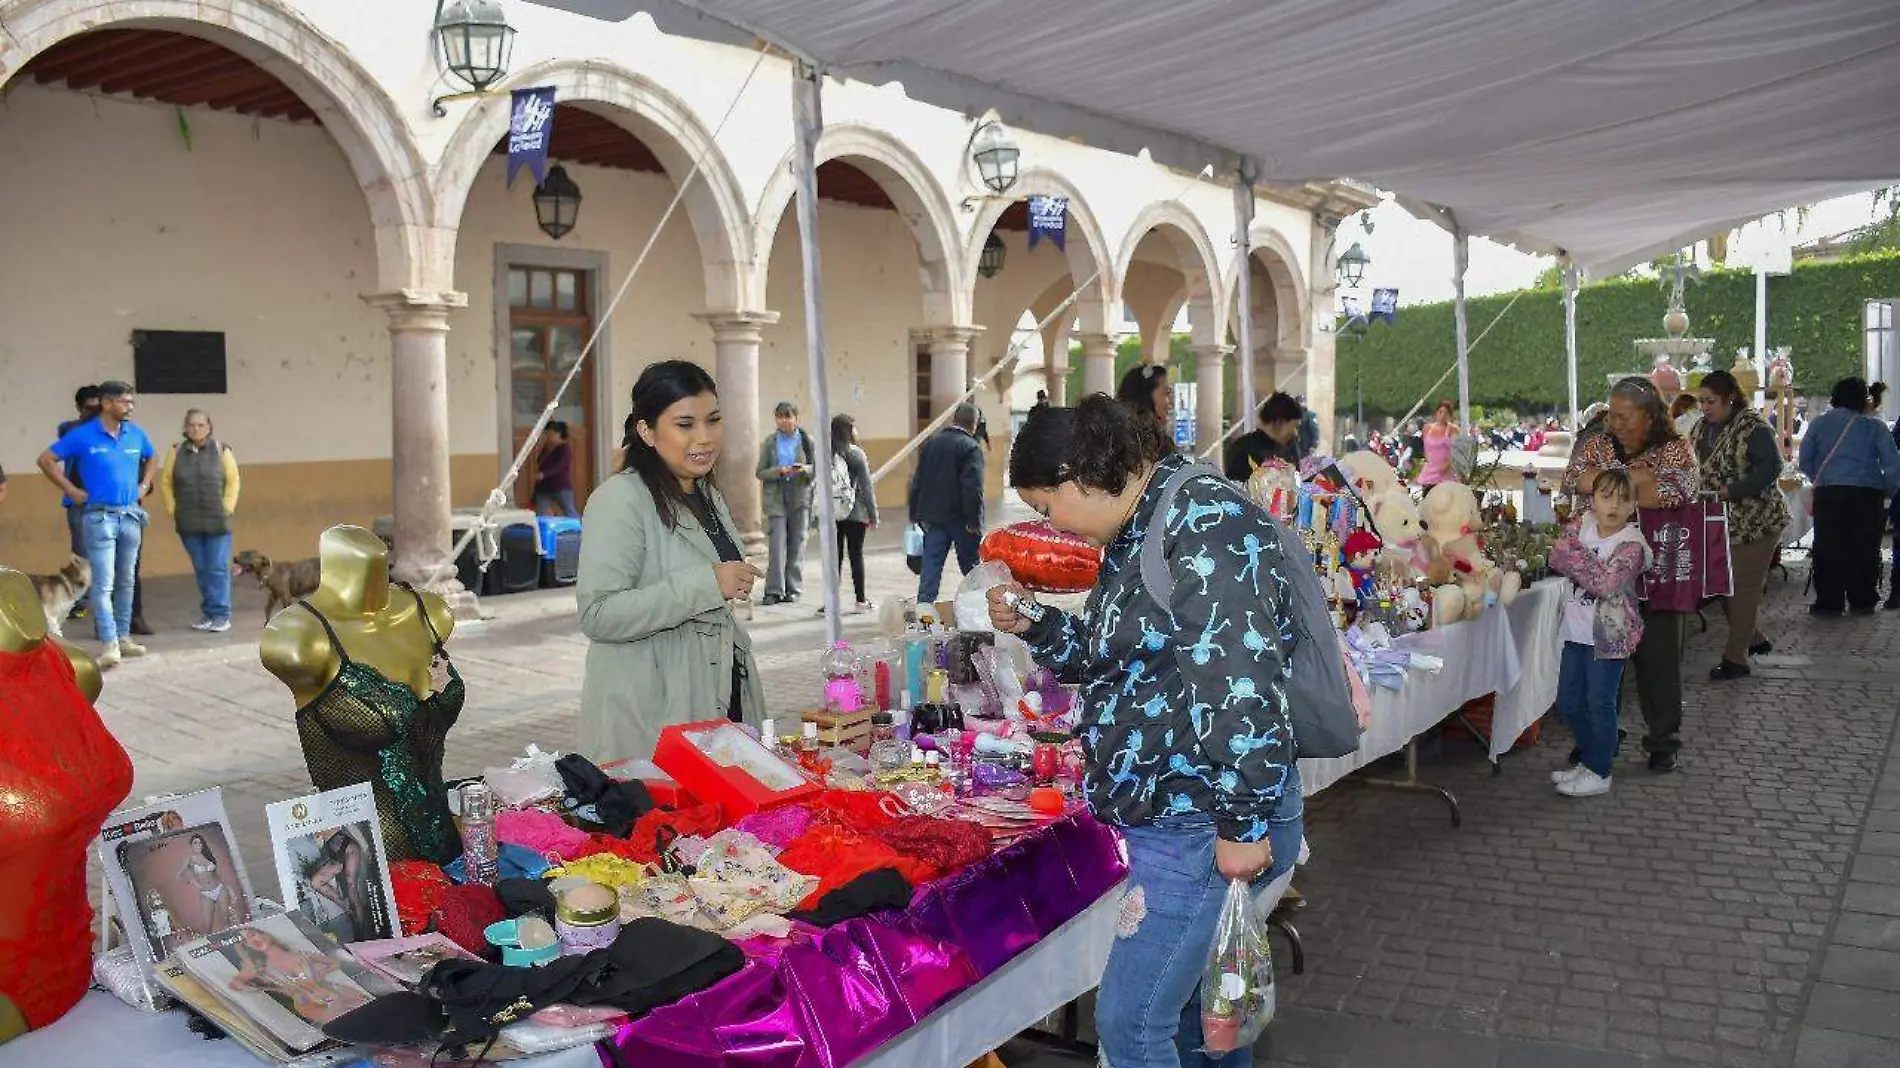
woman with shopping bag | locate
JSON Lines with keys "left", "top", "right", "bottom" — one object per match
{"left": 1798, "top": 377, "right": 1900, "bottom": 615}
{"left": 1563, "top": 377, "right": 1700, "bottom": 773}
{"left": 1694, "top": 371, "right": 1790, "bottom": 679}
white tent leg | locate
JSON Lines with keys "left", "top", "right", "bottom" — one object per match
{"left": 1753, "top": 267, "right": 1769, "bottom": 411}
{"left": 1452, "top": 226, "right": 1472, "bottom": 431}
{"left": 1563, "top": 260, "right": 1580, "bottom": 430}
{"left": 792, "top": 62, "right": 842, "bottom": 641}
{"left": 1233, "top": 173, "right": 1258, "bottom": 433}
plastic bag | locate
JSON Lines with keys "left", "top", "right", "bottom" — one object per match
{"left": 904, "top": 523, "right": 926, "bottom": 557}
{"left": 954, "top": 560, "right": 1015, "bottom": 632}
{"left": 1200, "top": 877, "right": 1275, "bottom": 1054}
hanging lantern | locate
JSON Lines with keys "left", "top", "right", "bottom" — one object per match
{"left": 978, "top": 234, "right": 1006, "bottom": 279}
{"left": 436, "top": 0, "right": 516, "bottom": 93}
{"left": 533, "top": 164, "right": 582, "bottom": 240}
{"left": 970, "top": 121, "right": 1020, "bottom": 195}
{"left": 980, "top": 521, "right": 1101, "bottom": 593}
{"left": 1336, "top": 241, "right": 1370, "bottom": 288}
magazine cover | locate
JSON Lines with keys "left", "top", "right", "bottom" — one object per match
{"left": 152, "top": 957, "right": 291, "bottom": 1063}
{"left": 97, "top": 787, "right": 255, "bottom": 966}
{"left": 348, "top": 933, "right": 480, "bottom": 988}
{"left": 266, "top": 783, "right": 399, "bottom": 944}
{"left": 177, "top": 912, "right": 374, "bottom": 1053}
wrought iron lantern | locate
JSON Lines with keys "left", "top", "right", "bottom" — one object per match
{"left": 436, "top": 0, "right": 516, "bottom": 94}
{"left": 969, "top": 120, "right": 1020, "bottom": 196}
{"left": 979, "top": 234, "right": 1006, "bottom": 279}
{"left": 533, "top": 164, "right": 582, "bottom": 240}
{"left": 1336, "top": 241, "right": 1370, "bottom": 288}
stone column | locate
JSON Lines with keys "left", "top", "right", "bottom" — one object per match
{"left": 1307, "top": 221, "right": 1339, "bottom": 450}
{"left": 371, "top": 290, "right": 477, "bottom": 619}
{"left": 696, "top": 310, "right": 779, "bottom": 552}
{"left": 1192, "top": 343, "right": 1231, "bottom": 457}
{"left": 920, "top": 326, "right": 984, "bottom": 418}
{"left": 1077, "top": 332, "right": 1117, "bottom": 398}
{"left": 1043, "top": 318, "right": 1074, "bottom": 404}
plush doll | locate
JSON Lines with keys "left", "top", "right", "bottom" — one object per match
{"left": 1367, "top": 491, "right": 1428, "bottom": 578}
{"left": 1418, "top": 482, "right": 1522, "bottom": 624}
{"left": 1335, "top": 530, "right": 1383, "bottom": 607}
{"left": 1339, "top": 450, "right": 1401, "bottom": 502}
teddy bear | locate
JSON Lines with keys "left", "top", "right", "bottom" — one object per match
{"left": 1417, "top": 481, "right": 1520, "bottom": 624}
{"left": 1367, "top": 490, "right": 1429, "bottom": 578}
{"left": 1339, "top": 450, "right": 1401, "bottom": 503}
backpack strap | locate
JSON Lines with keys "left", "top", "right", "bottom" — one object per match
{"left": 1138, "top": 461, "right": 1224, "bottom": 612}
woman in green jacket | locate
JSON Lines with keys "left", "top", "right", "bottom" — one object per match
{"left": 577, "top": 361, "right": 764, "bottom": 763}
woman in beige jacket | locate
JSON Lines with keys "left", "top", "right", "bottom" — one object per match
{"left": 577, "top": 361, "right": 764, "bottom": 764}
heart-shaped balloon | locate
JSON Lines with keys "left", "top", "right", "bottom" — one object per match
{"left": 979, "top": 521, "right": 1102, "bottom": 593}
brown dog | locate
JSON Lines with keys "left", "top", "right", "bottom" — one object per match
{"left": 29, "top": 554, "right": 91, "bottom": 638}
{"left": 232, "top": 549, "right": 321, "bottom": 622}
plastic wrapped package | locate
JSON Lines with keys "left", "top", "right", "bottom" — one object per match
{"left": 482, "top": 744, "right": 565, "bottom": 808}
{"left": 1200, "top": 877, "right": 1275, "bottom": 1054}
{"left": 953, "top": 559, "right": 1016, "bottom": 632}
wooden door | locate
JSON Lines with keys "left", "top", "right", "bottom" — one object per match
{"left": 508, "top": 266, "right": 595, "bottom": 512}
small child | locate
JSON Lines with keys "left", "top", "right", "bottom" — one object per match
{"left": 1548, "top": 469, "right": 1651, "bottom": 797}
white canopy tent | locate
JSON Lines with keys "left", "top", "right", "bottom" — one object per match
{"left": 525, "top": 0, "right": 1900, "bottom": 637}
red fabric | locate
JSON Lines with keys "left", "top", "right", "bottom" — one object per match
{"left": 0, "top": 643, "right": 133, "bottom": 1030}
{"left": 616, "top": 803, "right": 725, "bottom": 864}
{"left": 777, "top": 825, "right": 938, "bottom": 909}
{"left": 432, "top": 883, "right": 506, "bottom": 956}
{"left": 874, "top": 818, "right": 993, "bottom": 877}
{"left": 806, "top": 790, "right": 899, "bottom": 832}
{"left": 390, "top": 860, "right": 453, "bottom": 937}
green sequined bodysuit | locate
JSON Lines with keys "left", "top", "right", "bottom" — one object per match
{"left": 294, "top": 584, "right": 464, "bottom": 864}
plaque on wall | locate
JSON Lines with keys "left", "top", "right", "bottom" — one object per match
{"left": 132, "top": 329, "right": 227, "bottom": 394}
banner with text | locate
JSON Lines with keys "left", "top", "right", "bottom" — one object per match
{"left": 507, "top": 86, "right": 558, "bottom": 188}
{"left": 1027, "top": 194, "right": 1068, "bottom": 251}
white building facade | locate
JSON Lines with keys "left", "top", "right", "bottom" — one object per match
{"left": 0, "top": 0, "right": 1372, "bottom": 583}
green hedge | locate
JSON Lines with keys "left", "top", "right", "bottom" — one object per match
{"left": 1332, "top": 252, "right": 1900, "bottom": 418}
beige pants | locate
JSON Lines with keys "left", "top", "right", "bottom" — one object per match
{"left": 1722, "top": 534, "right": 1779, "bottom": 665}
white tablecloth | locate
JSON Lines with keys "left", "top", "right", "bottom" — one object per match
{"left": 1781, "top": 483, "right": 1811, "bottom": 546}
{"left": 1299, "top": 578, "right": 1564, "bottom": 793}
{"left": 0, "top": 992, "right": 602, "bottom": 1068}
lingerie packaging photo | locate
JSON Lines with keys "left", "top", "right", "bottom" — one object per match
{"left": 175, "top": 910, "right": 381, "bottom": 1055}
{"left": 266, "top": 782, "right": 400, "bottom": 945}
{"left": 96, "top": 787, "right": 256, "bottom": 969}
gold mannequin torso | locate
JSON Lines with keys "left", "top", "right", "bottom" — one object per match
{"left": 258, "top": 526, "right": 455, "bottom": 707}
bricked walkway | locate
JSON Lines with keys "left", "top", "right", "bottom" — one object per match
{"left": 91, "top": 539, "right": 1900, "bottom": 1068}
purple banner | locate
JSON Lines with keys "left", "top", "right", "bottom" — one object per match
{"left": 1370, "top": 287, "right": 1399, "bottom": 324}
{"left": 1027, "top": 194, "right": 1068, "bottom": 251}
{"left": 507, "top": 85, "right": 557, "bottom": 188}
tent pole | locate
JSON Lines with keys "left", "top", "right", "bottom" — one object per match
{"left": 1563, "top": 259, "right": 1580, "bottom": 430}
{"left": 791, "top": 62, "right": 841, "bottom": 642}
{"left": 1452, "top": 225, "right": 1472, "bottom": 431}
{"left": 1233, "top": 171, "right": 1258, "bottom": 441}
{"left": 1753, "top": 266, "right": 1769, "bottom": 411}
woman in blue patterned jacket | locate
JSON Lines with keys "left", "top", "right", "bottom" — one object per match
{"left": 989, "top": 395, "right": 1303, "bottom": 1068}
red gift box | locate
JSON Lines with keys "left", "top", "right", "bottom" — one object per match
{"left": 651, "top": 720, "right": 820, "bottom": 818}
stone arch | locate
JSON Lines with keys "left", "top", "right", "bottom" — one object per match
{"left": 965, "top": 167, "right": 1113, "bottom": 336}
{"left": 432, "top": 60, "right": 751, "bottom": 311}
{"left": 751, "top": 123, "right": 964, "bottom": 325}
{"left": 0, "top": 0, "right": 433, "bottom": 293}
{"left": 1222, "top": 225, "right": 1311, "bottom": 349}
{"left": 1115, "top": 201, "right": 1222, "bottom": 347}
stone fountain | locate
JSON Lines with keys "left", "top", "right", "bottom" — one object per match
{"left": 1615, "top": 259, "right": 1715, "bottom": 398}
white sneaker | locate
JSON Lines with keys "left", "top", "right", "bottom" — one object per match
{"left": 855, "top": 600, "right": 876, "bottom": 614}
{"left": 191, "top": 618, "right": 216, "bottom": 631}
{"left": 1550, "top": 764, "right": 1583, "bottom": 785}
{"left": 206, "top": 619, "right": 231, "bottom": 633}
{"left": 117, "top": 639, "right": 148, "bottom": 658}
{"left": 98, "top": 642, "right": 122, "bottom": 670}
{"left": 1557, "top": 769, "right": 1612, "bottom": 797}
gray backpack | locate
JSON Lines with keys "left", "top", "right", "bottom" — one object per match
{"left": 1139, "top": 462, "right": 1361, "bottom": 760}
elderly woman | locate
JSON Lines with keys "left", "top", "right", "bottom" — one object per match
{"left": 1798, "top": 377, "right": 1900, "bottom": 615}
{"left": 1562, "top": 377, "right": 1699, "bottom": 773}
{"left": 1694, "top": 371, "right": 1789, "bottom": 679}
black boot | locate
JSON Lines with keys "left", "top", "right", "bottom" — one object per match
{"left": 130, "top": 615, "right": 155, "bottom": 636}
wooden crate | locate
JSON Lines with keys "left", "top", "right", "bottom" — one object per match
{"left": 800, "top": 707, "right": 873, "bottom": 755}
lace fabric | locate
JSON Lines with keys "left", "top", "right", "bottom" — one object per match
{"left": 293, "top": 584, "right": 464, "bottom": 864}
{"left": 0, "top": 642, "right": 135, "bottom": 1029}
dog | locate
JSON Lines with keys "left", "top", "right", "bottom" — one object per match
{"left": 29, "top": 554, "right": 91, "bottom": 638}
{"left": 232, "top": 549, "right": 322, "bottom": 622}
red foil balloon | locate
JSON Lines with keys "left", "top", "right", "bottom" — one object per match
{"left": 980, "top": 521, "right": 1102, "bottom": 593}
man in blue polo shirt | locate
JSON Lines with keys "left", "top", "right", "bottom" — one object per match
{"left": 38, "top": 380, "right": 155, "bottom": 667}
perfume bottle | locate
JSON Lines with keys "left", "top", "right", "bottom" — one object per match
{"left": 459, "top": 781, "right": 500, "bottom": 886}
{"left": 796, "top": 721, "right": 824, "bottom": 774}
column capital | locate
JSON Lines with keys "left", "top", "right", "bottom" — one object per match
{"left": 1271, "top": 345, "right": 1309, "bottom": 362}
{"left": 367, "top": 289, "right": 468, "bottom": 332}
{"left": 694, "top": 309, "right": 780, "bottom": 343}
{"left": 1073, "top": 331, "right": 1118, "bottom": 357}
{"left": 1190, "top": 343, "right": 1236, "bottom": 360}
{"left": 910, "top": 324, "right": 985, "bottom": 349}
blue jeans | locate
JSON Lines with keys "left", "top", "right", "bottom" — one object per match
{"left": 1097, "top": 768, "right": 1304, "bottom": 1068}
{"left": 533, "top": 489, "right": 577, "bottom": 517}
{"left": 1557, "top": 642, "right": 1625, "bottom": 778}
{"left": 915, "top": 523, "right": 980, "bottom": 603}
{"left": 81, "top": 507, "right": 145, "bottom": 644}
{"left": 180, "top": 531, "right": 234, "bottom": 623}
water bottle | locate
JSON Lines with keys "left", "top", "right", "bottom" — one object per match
{"left": 459, "top": 781, "right": 499, "bottom": 886}
{"left": 820, "top": 640, "right": 863, "bottom": 712}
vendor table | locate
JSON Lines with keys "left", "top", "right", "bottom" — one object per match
{"left": 1300, "top": 578, "right": 1562, "bottom": 798}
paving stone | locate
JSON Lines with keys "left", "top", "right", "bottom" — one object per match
{"left": 1829, "top": 912, "right": 1900, "bottom": 952}
{"left": 1256, "top": 1006, "right": 1361, "bottom": 1067}
{"left": 1790, "top": 1026, "right": 1900, "bottom": 1068}
{"left": 1342, "top": 1022, "right": 1500, "bottom": 1068}
{"left": 1803, "top": 984, "right": 1900, "bottom": 1040}
{"left": 1818, "top": 945, "right": 1900, "bottom": 994}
